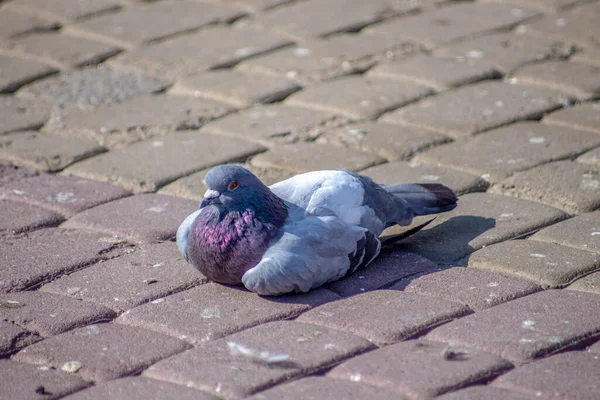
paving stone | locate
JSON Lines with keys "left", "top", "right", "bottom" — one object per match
{"left": 0, "top": 174, "right": 131, "bottom": 216}
{"left": 0, "top": 95, "right": 51, "bottom": 135}
{"left": 433, "top": 31, "right": 576, "bottom": 73}
{"left": 543, "top": 100, "right": 600, "bottom": 134}
{"left": 18, "top": 67, "right": 171, "bottom": 108}
{"left": 414, "top": 122, "right": 600, "bottom": 183}
{"left": 200, "top": 104, "right": 342, "bottom": 147}
{"left": 587, "top": 339, "right": 600, "bottom": 353}
{"left": 14, "top": 323, "right": 191, "bottom": 382}
{"left": 245, "top": 376, "right": 400, "bottom": 400}
{"left": 0, "top": 160, "right": 38, "bottom": 186}
{"left": 2, "top": 31, "right": 122, "bottom": 69}
{"left": 0, "top": 131, "right": 105, "bottom": 172}
{"left": 170, "top": 70, "right": 301, "bottom": 108}
{"left": 512, "top": 60, "right": 600, "bottom": 99}
{"left": 251, "top": 142, "right": 384, "bottom": 173}
{"left": 359, "top": 161, "right": 489, "bottom": 195}
{"left": 393, "top": 267, "right": 542, "bottom": 310}
{"left": 426, "top": 289, "right": 600, "bottom": 363}
{"left": 490, "top": 161, "right": 600, "bottom": 214}
{"left": 0, "top": 200, "right": 64, "bottom": 235}
{"left": 144, "top": 320, "right": 373, "bottom": 399}
{"left": 493, "top": 351, "right": 600, "bottom": 399}
{"left": 41, "top": 243, "right": 207, "bottom": 312}
{"left": 568, "top": 271, "right": 600, "bottom": 295}
{"left": 297, "top": 290, "right": 470, "bottom": 346}
{"left": 0, "top": 359, "right": 90, "bottom": 400}
{"left": 108, "top": 25, "right": 292, "bottom": 79}
{"left": 285, "top": 75, "right": 433, "bottom": 120}
{"left": 388, "top": 193, "right": 567, "bottom": 264}
{"left": 228, "top": 0, "right": 292, "bottom": 13}
{"left": 61, "top": 376, "right": 219, "bottom": 400}
{"left": 0, "top": 7, "right": 59, "bottom": 39}
{"left": 468, "top": 239, "right": 600, "bottom": 288}
{"left": 328, "top": 339, "right": 512, "bottom": 398}
{"left": 67, "top": 1, "right": 244, "bottom": 48}
{"left": 0, "top": 291, "right": 116, "bottom": 337}
{"left": 237, "top": 33, "right": 416, "bottom": 84}
{"left": 572, "top": 44, "right": 600, "bottom": 66}
{"left": 60, "top": 194, "right": 197, "bottom": 245}
{"left": 0, "top": 53, "right": 58, "bottom": 93}
{"left": 578, "top": 147, "right": 600, "bottom": 167}
{"left": 158, "top": 163, "right": 296, "bottom": 201}
{"left": 365, "top": 2, "right": 538, "bottom": 49}
{"left": 45, "top": 95, "right": 231, "bottom": 149}
{"left": 65, "top": 131, "right": 264, "bottom": 193}
{"left": 117, "top": 283, "right": 339, "bottom": 343}
{"left": 315, "top": 122, "right": 449, "bottom": 162}
{"left": 0, "top": 321, "right": 41, "bottom": 356}
{"left": 367, "top": 55, "right": 502, "bottom": 91}
{"left": 436, "top": 385, "right": 539, "bottom": 400}
{"left": 6, "top": 0, "right": 123, "bottom": 22}
{"left": 0, "top": 228, "right": 124, "bottom": 293}
{"left": 249, "top": 0, "right": 418, "bottom": 40}
{"left": 381, "top": 82, "right": 572, "bottom": 139}
{"left": 326, "top": 251, "right": 439, "bottom": 297}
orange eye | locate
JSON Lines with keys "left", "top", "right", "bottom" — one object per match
{"left": 228, "top": 181, "right": 238, "bottom": 190}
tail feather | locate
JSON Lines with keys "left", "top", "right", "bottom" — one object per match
{"left": 382, "top": 183, "right": 457, "bottom": 226}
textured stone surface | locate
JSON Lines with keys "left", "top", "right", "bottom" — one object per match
{"left": 579, "top": 148, "right": 600, "bottom": 167}
{"left": 41, "top": 243, "right": 207, "bottom": 312}
{"left": 490, "top": 161, "right": 600, "bottom": 214}
{"left": 1, "top": 174, "right": 130, "bottom": 217}
{"left": 572, "top": 45, "right": 600, "bottom": 66}
{"left": 328, "top": 339, "right": 512, "bottom": 398}
{"left": 297, "top": 290, "right": 471, "bottom": 346}
{"left": 427, "top": 289, "right": 600, "bottom": 363}
{"left": 543, "top": 101, "right": 600, "bottom": 134}
{"left": 436, "top": 385, "right": 539, "bottom": 400}
{"left": 0, "top": 7, "right": 59, "bottom": 39}
{"left": 0, "top": 228, "right": 123, "bottom": 293}
{"left": 6, "top": 0, "right": 123, "bottom": 22}
{"left": 414, "top": 122, "right": 600, "bottom": 183}
{"left": 286, "top": 75, "right": 433, "bottom": 119}
{"left": 0, "top": 95, "right": 51, "bottom": 135}
{"left": 0, "top": 160, "right": 38, "bottom": 186}
{"left": 0, "top": 200, "right": 64, "bottom": 235}
{"left": 468, "top": 239, "right": 600, "bottom": 288}
{"left": 381, "top": 82, "right": 572, "bottom": 138}
{"left": 117, "top": 283, "right": 339, "bottom": 343}
{"left": 0, "top": 54, "right": 58, "bottom": 93}
{"left": 0, "top": 359, "right": 90, "bottom": 400}
{"left": 569, "top": 271, "right": 600, "bottom": 295}
{"left": 394, "top": 267, "right": 542, "bottom": 310}
{"left": 14, "top": 323, "right": 191, "bottom": 382}
{"left": 61, "top": 194, "right": 196, "bottom": 245}
{"left": 0, "top": 321, "right": 40, "bottom": 356}
{"left": 144, "top": 320, "right": 374, "bottom": 398}
{"left": 479, "top": 0, "right": 590, "bottom": 12}
{"left": 0, "top": 291, "right": 115, "bottom": 336}
{"left": 531, "top": 211, "right": 600, "bottom": 254}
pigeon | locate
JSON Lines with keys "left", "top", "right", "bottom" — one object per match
{"left": 177, "top": 165, "right": 457, "bottom": 295}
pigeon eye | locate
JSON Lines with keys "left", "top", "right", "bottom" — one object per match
{"left": 228, "top": 181, "right": 238, "bottom": 190}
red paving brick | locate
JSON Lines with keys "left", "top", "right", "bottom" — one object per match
{"left": 0, "top": 200, "right": 64, "bottom": 236}
{"left": 0, "top": 321, "right": 41, "bottom": 357}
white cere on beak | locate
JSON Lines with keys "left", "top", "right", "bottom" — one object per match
{"left": 203, "top": 189, "right": 220, "bottom": 199}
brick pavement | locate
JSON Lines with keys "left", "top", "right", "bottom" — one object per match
{"left": 1, "top": 0, "right": 600, "bottom": 398}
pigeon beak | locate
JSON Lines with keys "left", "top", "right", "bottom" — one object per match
{"left": 200, "top": 189, "right": 221, "bottom": 208}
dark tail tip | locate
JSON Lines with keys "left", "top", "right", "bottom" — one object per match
{"left": 419, "top": 183, "right": 458, "bottom": 207}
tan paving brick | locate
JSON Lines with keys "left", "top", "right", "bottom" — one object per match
{"left": 0, "top": 7, "right": 59, "bottom": 39}
{"left": 578, "top": 147, "right": 600, "bottom": 167}
{"left": 0, "top": 359, "right": 90, "bottom": 400}
{"left": 490, "top": 161, "right": 600, "bottom": 214}
{"left": 389, "top": 193, "right": 567, "bottom": 264}
{"left": 108, "top": 25, "right": 292, "bottom": 79}
{"left": 568, "top": 271, "right": 600, "bottom": 295}
{"left": 436, "top": 385, "right": 540, "bottom": 400}
{"left": 170, "top": 70, "right": 301, "bottom": 108}
{"left": 144, "top": 320, "right": 374, "bottom": 399}
{"left": 543, "top": 100, "right": 600, "bottom": 134}
{"left": 251, "top": 142, "right": 384, "bottom": 173}
{"left": 0, "top": 95, "right": 51, "bottom": 135}
{"left": 0, "top": 200, "right": 63, "bottom": 235}
{"left": 433, "top": 31, "right": 576, "bottom": 73}
{"left": 365, "top": 2, "right": 538, "bottom": 49}
{"left": 46, "top": 95, "right": 231, "bottom": 149}
{"left": 298, "top": 290, "right": 470, "bottom": 346}
{"left": 315, "top": 122, "right": 448, "bottom": 162}
{"left": 393, "top": 267, "right": 542, "bottom": 310}
{"left": 0, "top": 131, "right": 105, "bottom": 172}
{"left": 200, "top": 104, "right": 341, "bottom": 147}
{"left": 0, "top": 228, "right": 123, "bottom": 293}
{"left": 381, "top": 82, "right": 572, "bottom": 139}
{"left": 360, "top": 161, "right": 488, "bottom": 195}
{"left": 14, "top": 323, "right": 191, "bottom": 382}
{"left": 67, "top": 1, "right": 244, "bottom": 48}
{"left": 286, "top": 76, "right": 433, "bottom": 119}
{"left": 0, "top": 291, "right": 115, "bottom": 337}
{"left": 493, "top": 351, "right": 600, "bottom": 399}
{"left": 414, "top": 122, "right": 600, "bottom": 183}
{"left": 531, "top": 211, "right": 600, "bottom": 254}
{"left": 0, "top": 160, "right": 38, "bottom": 187}
{"left": 0, "top": 53, "right": 58, "bottom": 93}
{"left": 426, "top": 289, "right": 600, "bottom": 363}
{"left": 65, "top": 131, "right": 264, "bottom": 193}
{"left": 60, "top": 194, "right": 197, "bottom": 245}
{"left": 479, "top": 0, "right": 591, "bottom": 12}
{"left": 367, "top": 55, "right": 502, "bottom": 91}
{"left": 117, "top": 283, "right": 339, "bottom": 343}
{"left": 229, "top": 0, "right": 293, "bottom": 13}
{"left": 41, "top": 243, "right": 207, "bottom": 312}
{"left": 6, "top": 0, "right": 123, "bottom": 22}
{"left": 328, "top": 339, "right": 512, "bottom": 398}
{"left": 572, "top": 45, "right": 600, "bottom": 66}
